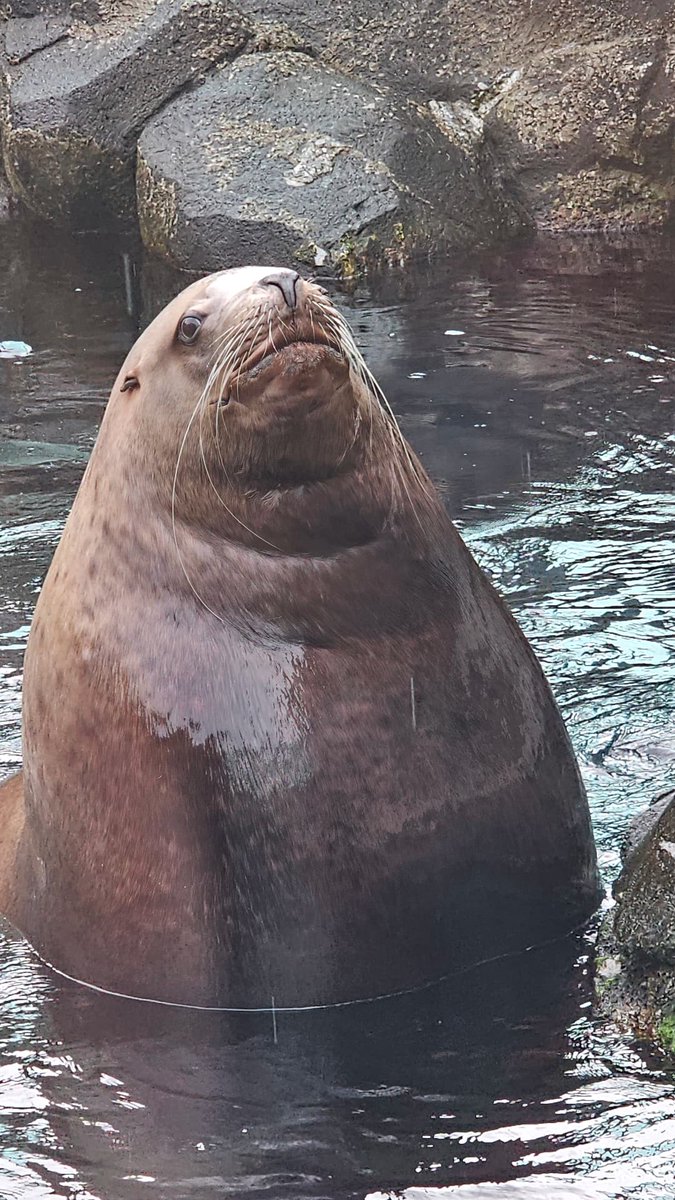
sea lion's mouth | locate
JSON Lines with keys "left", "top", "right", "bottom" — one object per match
{"left": 232, "top": 329, "right": 344, "bottom": 387}
{"left": 242, "top": 342, "right": 345, "bottom": 384}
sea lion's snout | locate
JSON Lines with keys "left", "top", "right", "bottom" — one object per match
{"left": 259, "top": 269, "right": 300, "bottom": 312}
{"left": 237, "top": 340, "right": 350, "bottom": 403}
{"left": 225, "top": 270, "right": 345, "bottom": 393}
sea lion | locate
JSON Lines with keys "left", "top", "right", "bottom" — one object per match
{"left": 0, "top": 265, "right": 601, "bottom": 1008}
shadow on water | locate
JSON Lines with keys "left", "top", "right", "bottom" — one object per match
{"left": 0, "top": 919, "right": 650, "bottom": 1200}
{"left": 0, "top": 218, "right": 673, "bottom": 1196}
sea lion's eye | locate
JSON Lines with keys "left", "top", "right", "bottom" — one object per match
{"left": 178, "top": 315, "right": 202, "bottom": 345}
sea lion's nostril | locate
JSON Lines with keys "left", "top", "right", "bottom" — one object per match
{"left": 260, "top": 270, "right": 300, "bottom": 311}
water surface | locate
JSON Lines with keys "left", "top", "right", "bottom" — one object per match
{"left": 0, "top": 221, "right": 673, "bottom": 1199}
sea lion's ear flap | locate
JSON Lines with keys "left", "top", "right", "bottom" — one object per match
{"left": 120, "top": 373, "right": 140, "bottom": 393}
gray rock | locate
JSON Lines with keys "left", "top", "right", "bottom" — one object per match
{"left": 621, "top": 789, "right": 675, "bottom": 867}
{"left": 492, "top": 34, "right": 675, "bottom": 232}
{"left": 228, "top": 0, "right": 675, "bottom": 97}
{"left": 0, "top": 166, "right": 16, "bottom": 222}
{"left": 5, "top": 14, "right": 71, "bottom": 63}
{"left": 136, "top": 50, "right": 526, "bottom": 272}
{"left": 6, "top": 0, "right": 675, "bottom": 250}
{"left": 595, "top": 910, "right": 675, "bottom": 1049}
{"left": 1, "top": 0, "right": 252, "bottom": 224}
{"left": 6, "top": 0, "right": 68, "bottom": 15}
{"left": 229, "top": 0, "right": 675, "bottom": 233}
{"left": 595, "top": 790, "right": 675, "bottom": 1049}
{"left": 613, "top": 791, "right": 675, "bottom": 965}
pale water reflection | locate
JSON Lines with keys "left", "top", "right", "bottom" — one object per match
{"left": 0, "top": 223, "right": 673, "bottom": 1198}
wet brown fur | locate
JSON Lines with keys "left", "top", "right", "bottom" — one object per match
{"left": 0, "top": 270, "right": 601, "bottom": 1006}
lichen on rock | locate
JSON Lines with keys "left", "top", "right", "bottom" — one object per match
{"left": 136, "top": 150, "right": 178, "bottom": 258}
{"left": 489, "top": 33, "right": 675, "bottom": 232}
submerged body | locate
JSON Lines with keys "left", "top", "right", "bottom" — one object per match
{"left": 0, "top": 267, "right": 600, "bottom": 1006}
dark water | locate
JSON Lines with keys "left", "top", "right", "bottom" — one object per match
{"left": 0, "top": 221, "right": 673, "bottom": 1199}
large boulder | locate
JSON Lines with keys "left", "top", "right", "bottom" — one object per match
{"left": 595, "top": 789, "right": 675, "bottom": 1050}
{"left": 225, "top": 0, "right": 674, "bottom": 95}
{"left": 1, "top": 0, "right": 252, "bottom": 224}
{"left": 136, "top": 50, "right": 527, "bottom": 272}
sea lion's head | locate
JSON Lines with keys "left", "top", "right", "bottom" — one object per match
{"left": 99, "top": 266, "right": 425, "bottom": 555}
{"left": 115, "top": 267, "right": 378, "bottom": 485}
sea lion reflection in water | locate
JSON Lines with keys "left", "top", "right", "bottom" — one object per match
{"left": 0, "top": 267, "right": 601, "bottom": 1007}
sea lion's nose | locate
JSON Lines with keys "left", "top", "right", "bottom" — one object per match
{"left": 260, "top": 269, "right": 301, "bottom": 311}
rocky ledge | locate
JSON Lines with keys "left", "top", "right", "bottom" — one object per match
{"left": 2, "top": 0, "right": 675, "bottom": 273}
{"left": 596, "top": 789, "right": 675, "bottom": 1054}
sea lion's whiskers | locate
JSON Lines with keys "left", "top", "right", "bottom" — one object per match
{"left": 309, "top": 304, "right": 376, "bottom": 460}
{"left": 267, "top": 313, "right": 280, "bottom": 356}
{"left": 315, "top": 310, "right": 387, "bottom": 490}
{"left": 307, "top": 304, "right": 372, "bottom": 430}
{"left": 275, "top": 313, "right": 294, "bottom": 339}
{"left": 209, "top": 317, "right": 257, "bottom": 389}
{"left": 336, "top": 399, "right": 363, "bottom": 467}
{"left": 209, "top": 313, "right": 258, "bottom": 359}
{"left": 203, "top": 312, "right": 266, "bottom": 431}
{"left": 208, "top": 317, "right": 263, "bottom": 483}
{"left": 200, "top": 314, "right": 258, "bottom": 457}
{"left": 173, "top": 319, "right": 277, "bottom": 611}
{"left": 171, "top": 392, "right": 228, "bottom": 626}
{"left": 210, "top": 316, "right": 248, "bottom": 350}
{"left": 205, "top": 313, "right": 264, "bottom": 412}
{"left": 194, "top": 317, "right": 284, "bottom": 554}
{"left": 200, "top": 323, "right": 246, "bottom": 399}
{"left": 233, "top": 312, "right": 267, "bottom": 405}
{"left": 213, "top": 314, "right": 266, "bottom": 445}
{"left": 325, "top": 318, "right": 423, "bottom": 518}
{"left": 311, "top": 301, "right": 433, "bottom": 515}
{"left": 311, "top": 307, "right": 363, "bottom": 465}
{"left": 205, "top": 326, "right": 253, "bottom": 409}
{"left": 210, "top": 312, "right": 265, "bottom": 407}
{"left": 201, "top": 349, "right": 231, "bottom": 464}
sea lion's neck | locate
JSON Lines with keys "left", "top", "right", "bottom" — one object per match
{"left": 65, "top": 431, "right": 456, "bottom": 652}
{"left": 205, "top": 458, "right": 399, "bottom": 558}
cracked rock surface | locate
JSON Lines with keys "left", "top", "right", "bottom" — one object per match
{"left": 136, "top": 50, "right": 525, "bottom": 271}
{"left": 494, "top": 34, "right": 675, "bottom": 231}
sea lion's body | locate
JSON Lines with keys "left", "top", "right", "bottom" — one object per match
{"left": 0, "top": 267, "right": 600, "bottom": 1006}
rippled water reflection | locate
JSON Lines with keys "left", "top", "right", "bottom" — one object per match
{"left": 0, "top": 222, "right": 673, "bottom": 1198}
